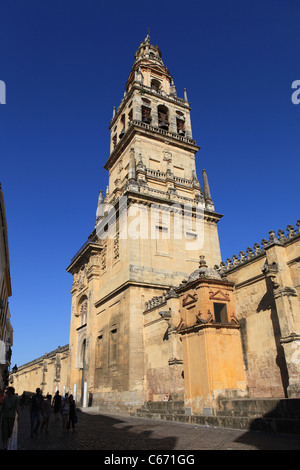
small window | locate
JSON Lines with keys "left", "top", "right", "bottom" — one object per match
{"left": 156, "top": 225, "right": 169, "bottom": 255}
{"left": 157, "top": 225, "right": 168, "bottom": 236}
{"left": 213, "top": 303, "right": 228, "bottom": 323}
{"left": 186, "top": 231, "right": 197, "bottom": 240}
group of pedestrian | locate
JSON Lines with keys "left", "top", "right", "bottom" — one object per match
{"left": 0, "top": 386, "right": 77, "bottom": 448}
{"left": 53, "top": 390, "right": 77, "bottom": 433}
{"left": 30, "top": 388, "right": 77, "bottom": 437}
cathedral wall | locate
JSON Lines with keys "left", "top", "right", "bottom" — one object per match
{"left": 226, "top": 255, "right": 287, "bottom": 398}
{"left": 12, "top": 346, "right": 70, "bottom": 398}
{"left": 86, "top": 285, "right": 157, "bottom": 408}
{"left": 143, "top": 302, "right": 184, "bottom": 401}
{"left": 93, "top": 292, "right": 130, "bottom": 395}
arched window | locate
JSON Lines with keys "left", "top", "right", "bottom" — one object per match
{"left": 141, "top": 105, "right": 151, "bottom": 124}
{"left": 128, "top": 108, "right": 133, "bottom": 125}
{"left": 176, "top": 118, "right": 185, "bottom": 136}
{"left": 157, "top": 104, "right": 169, "bottom": 130}
{"left": 79, "top": 297, "right": 88, "bottom": 326}
{"left": 119, "top": 114, "right": 125, "bottom": 139}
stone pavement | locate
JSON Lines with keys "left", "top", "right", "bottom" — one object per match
{"left": 6, "top": 405, "right": 300, "bottom": 451}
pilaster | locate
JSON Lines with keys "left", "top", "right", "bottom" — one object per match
{"left": 262, "top": 232, "right": 300, "bottom": 397}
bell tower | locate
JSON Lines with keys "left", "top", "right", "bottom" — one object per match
{"left": 106, "top": 33, "right": 198, "bottom": 196}
{"left": 67, "top": 35, "right": 223, "bottom": 409}
{"left": 98, "top": 33, "right": 222, "bottom": 271}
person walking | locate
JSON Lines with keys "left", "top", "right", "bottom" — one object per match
{"left": 0, "top": 386, "right": 19, "bottom": 450}
{"left": 30, "top": 388, "right": 44, "bottom": 437}
{"left": 61, "top": 395, "right": 70, "bottom": 432}
{"left": 41, "top": 394, "right": 52, "bottom": 433}
{"left": 52, "top": 390, "right": 62, "bottom": 420}
{"left": 67, "top": 394, "right": 77, "bottom": 433}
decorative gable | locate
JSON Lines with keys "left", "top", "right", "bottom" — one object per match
{"left": 209, "top": 289, "right": 230, "bottom": 302}
{"left": 182, "top": 292, "right": 198, "bottom": 307}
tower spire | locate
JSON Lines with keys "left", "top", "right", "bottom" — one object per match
{"left": 202, "top": 169, "right": 215, "bottom": 211}
{"left": 126, "top": 34, "right": 166, "bottom": 93}
{"left": 146, "top": 27, "right": 150, "bottom": 43}
{"left": 95, "top": 190, "right": 103, "bottom": 225}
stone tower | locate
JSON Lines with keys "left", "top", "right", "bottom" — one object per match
{"left": 67, "top": 35, "right": 223, "bottom": 409}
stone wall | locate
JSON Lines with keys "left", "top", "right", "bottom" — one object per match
{"left": 215, "top": 221, "right": 300, "bottom": 398}
{"left": 11, "top": 345, "right": 70, "bottom": 397}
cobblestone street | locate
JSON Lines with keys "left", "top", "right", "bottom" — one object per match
{"left": 5, "top": 405, "right": 300, "bottom": 452}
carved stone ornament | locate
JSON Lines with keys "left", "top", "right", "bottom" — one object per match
{"left": 229, "top": 313, "right": 239, "bottom": 324}
{"left": 182, "top": 292, "right": 198, "bottom": 307}
{"left": 163, "top": 150, "right": 172, "bottom": 162}
{"left": 196, "top": 311, "right": 213, "bottom": 324}
{"left": 79, "top": 268, "right": 85, "bottom": 288}
{"left": 209, "top": 289, "right": 230, "bottom": 302}
{"left": 176, "top": 318, "right": 185, "bottom": 332}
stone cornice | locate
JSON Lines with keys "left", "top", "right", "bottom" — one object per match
{"left": 67, "top": 241, "right": 102, "bottom": 274}
{"left": 94, "top": 191, "right": 223, "bottom": 244}
{"left": 176, "top": 277, "right": 235, "bottom": 294}
{"left": 178, "top": 322, "right": 240, "bottom": 336}
{"left": 105, "top": 119, "right": 200, "bottom": 171}
{"left": 94, "top": 280, "right": 169, "bottom": 309}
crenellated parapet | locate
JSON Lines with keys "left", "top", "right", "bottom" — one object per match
{"left": 214, "top": 221, "right": 300, "bottom": 275}
{"left": 144, "top": 287, "right": 178, "bottom": 312}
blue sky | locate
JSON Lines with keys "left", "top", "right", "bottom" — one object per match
{"left": 1, "top": 0, "right": 299, "bottom": 368}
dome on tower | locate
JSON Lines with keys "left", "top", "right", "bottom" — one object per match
{"left": 125, "top": 33, "right": 172, "bottom": 93}
{"left": 187, "top": 256, "right": 222, "bottom": 283}
{"left": 134, "top": 33, "right": 164, "bottom": 65}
